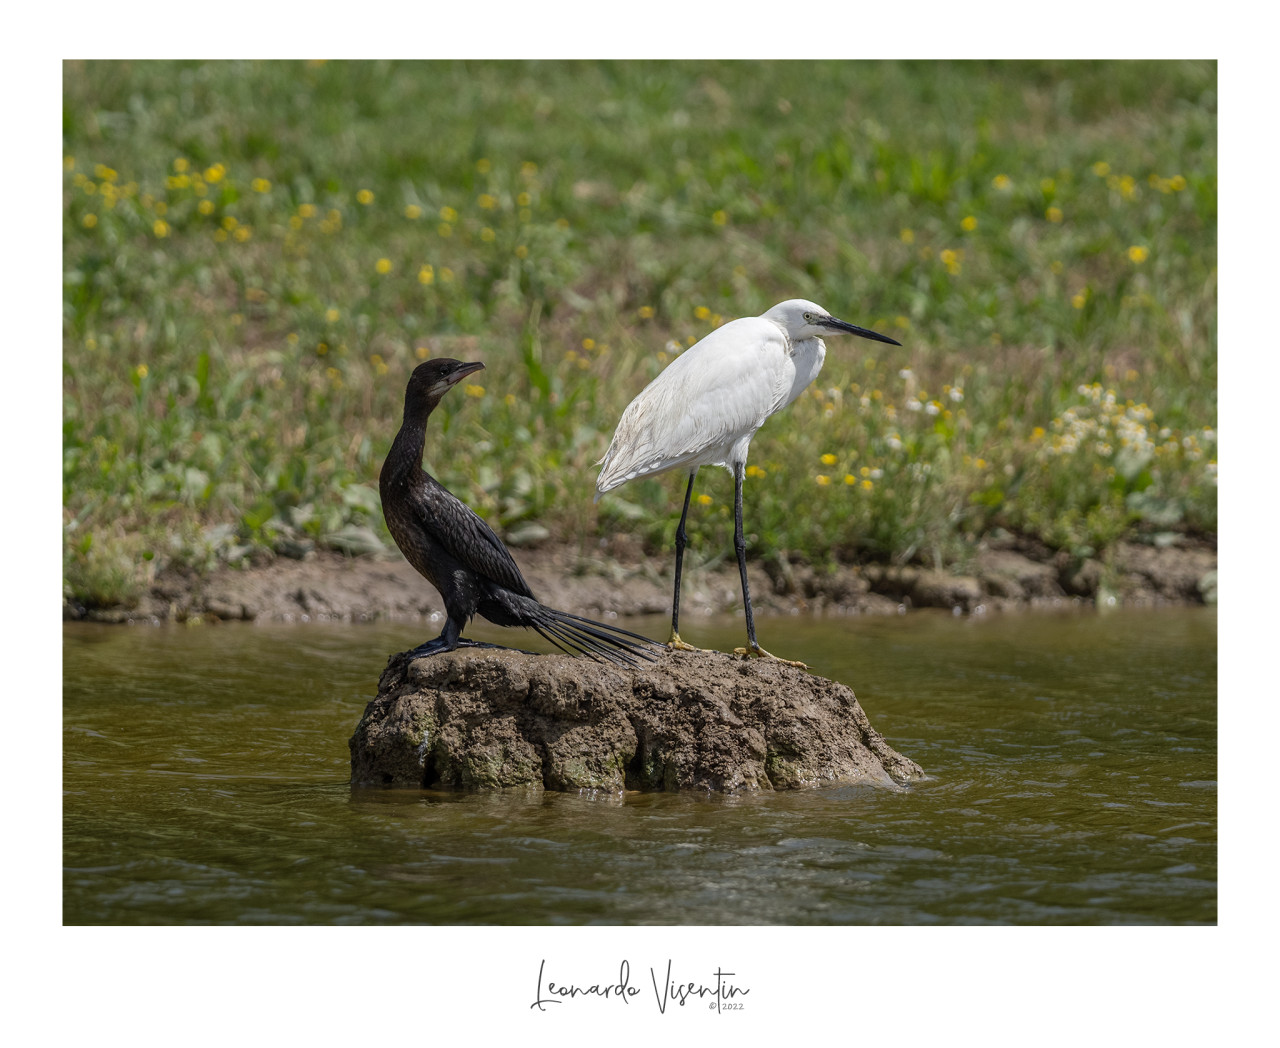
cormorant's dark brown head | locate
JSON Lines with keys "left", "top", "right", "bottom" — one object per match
{"left": 405, "top": 358, "right": 486, "bottom": 411}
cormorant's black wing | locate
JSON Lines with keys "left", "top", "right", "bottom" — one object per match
{"left": 404, "top": 481, "right": 536, "bottom": 598}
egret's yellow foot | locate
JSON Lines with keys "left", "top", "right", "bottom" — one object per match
{"left": 733, "top": 642, "right": 807, "bottom": 669}
{"left": 667, "top": 630, "right": 706, "bottom": 652}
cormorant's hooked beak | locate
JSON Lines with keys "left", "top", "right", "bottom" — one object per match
{"left": 819, "top": 314, "right": 902, "bottom": 347}
{"left": 447, "top": 360, "right": 486, "bottom": 384}
{"left": 428, "top": 360, "right": 486, "bottom": 400}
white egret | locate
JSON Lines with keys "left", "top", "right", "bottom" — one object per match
{"left": 595, "top": 299, "right": 901, "bottom": 665}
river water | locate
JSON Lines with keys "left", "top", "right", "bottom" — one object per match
{"left": 63, "top": 606, "right": 1216, "bottom": 925}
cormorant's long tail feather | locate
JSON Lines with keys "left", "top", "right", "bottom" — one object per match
{"left": 529, "top": 606, "right": 662, "bottom": 666}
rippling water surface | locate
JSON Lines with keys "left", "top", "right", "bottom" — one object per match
{"left": 63, "top": 606, "right": 1216, "bottom": 924}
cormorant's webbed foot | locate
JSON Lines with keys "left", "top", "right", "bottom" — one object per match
{"left": 407, "top": 635, "right": 455, "bottom": 658}
{"left": 733, "top": 641, "right": 808, "bottom": 670}
{"left": 456, "top": 638, "right": 541, "bottom": 655}
{"left": 407, "top": 636, "right": 539, "bottom": 659}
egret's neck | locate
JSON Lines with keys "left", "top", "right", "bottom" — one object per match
{"left": 796, "top": 334, "right": 826, "bottom": 377}
{"left": 784, "top": 335, "right": 827, "bottom": 408}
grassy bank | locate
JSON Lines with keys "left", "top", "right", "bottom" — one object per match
{"left": 62, "top": 60, "right": 1217, "bottom": 608}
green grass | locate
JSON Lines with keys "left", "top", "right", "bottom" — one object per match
{"left": 62, "top": 60, "right": 1217, "bottom": 607}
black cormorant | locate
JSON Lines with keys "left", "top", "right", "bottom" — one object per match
{"left": 380, "top": 357, "right": 658, "bottom": 665}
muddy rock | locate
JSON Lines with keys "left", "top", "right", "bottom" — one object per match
{"left": 974, "top": 549, "right": 1065, "bottom": 602}
{"left": 349, "top": 647, "right": 924, "bottom": 793}
{"left": 1111, "top": 541, "right": 1218, "bottom": 604}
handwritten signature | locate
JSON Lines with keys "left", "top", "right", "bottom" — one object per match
{"left": 531, "top": 959, "right": 749, "bottom": 1013}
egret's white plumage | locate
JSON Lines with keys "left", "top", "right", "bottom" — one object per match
{"left": 596, "top": 300, "right": 835, "bottom": 495}
{"left": 595, "top": 298, "right": 901, "bottom": 664}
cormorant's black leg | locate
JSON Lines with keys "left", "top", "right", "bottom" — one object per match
{"left": 668, "top": 470, "right": 702, "bottom": 651}
{"left": 408, "top": 635, "right": 453, "bottom": 657}
{"left": 731, "top": 461, "right": 805, "bottom": 667}
{"left": 408, "top": 615, "right": 462, "bottom": 657}
{"left": 407, "top": 616, "right": 540, "bottom": 659}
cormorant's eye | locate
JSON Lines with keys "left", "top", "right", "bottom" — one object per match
{"left": 804, "top": 313, "right": 813, "bottom": 322}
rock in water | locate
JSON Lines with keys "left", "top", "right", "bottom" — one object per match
{"left": 349, "top": 648, "right": 924, "bottom": 792}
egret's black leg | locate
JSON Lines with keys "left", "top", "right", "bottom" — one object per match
{"left": 668, "top": 470, "right": 702, "bottom": 651}
{"left": 731, "top": 461, "right": 805, "bottom": 668}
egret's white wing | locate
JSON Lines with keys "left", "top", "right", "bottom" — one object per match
{"left": 596, "top": 317, "right": 794, "bottom": 494}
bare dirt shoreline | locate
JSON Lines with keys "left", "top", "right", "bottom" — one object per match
{"left": 64, "top": 534, "right": 1217, "bottom": 627}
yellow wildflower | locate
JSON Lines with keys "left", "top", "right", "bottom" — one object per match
{"left": 356, "top": 189, "right": 374, "bottom": 205}
{"left": 375, "top": 258, "right": 392, "bottom": 274}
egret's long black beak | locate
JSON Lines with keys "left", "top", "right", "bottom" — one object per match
{"left": 820, "top": 315, "right": 901, "bottom": 347}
